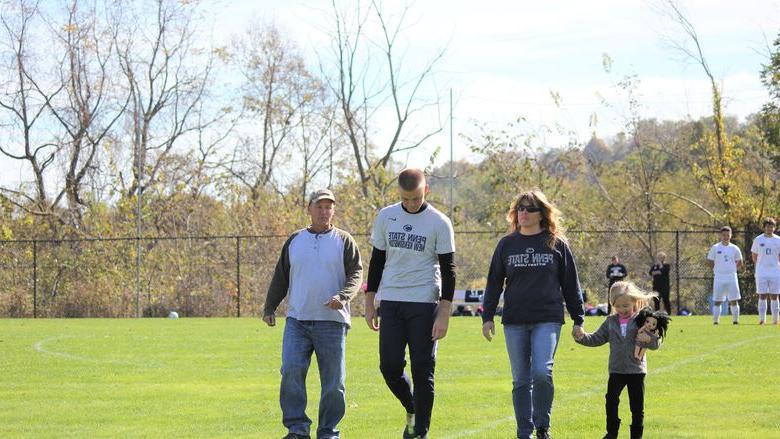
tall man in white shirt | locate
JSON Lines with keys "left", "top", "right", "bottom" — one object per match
{"left": 751, "top": 217, "right": 780, "bottom": 325}
{"left": 707, "top": 226, "right": 743, "bottom": 324}
{"left": 364, "top": 168, "right": 456, "bottom": 439}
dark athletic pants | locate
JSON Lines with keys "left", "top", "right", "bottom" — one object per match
{"left": 653, "top": 287, "right": 671, "bottom": 313}
{"left": 605, "top": 373, "right": 645, "bottom": 435}
{"left": 378, "top": 300, "right": 437, "bottom": 437}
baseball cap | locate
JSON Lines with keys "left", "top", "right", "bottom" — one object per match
{"left": 308, "top": 188, "right": 336, "bottom": 205}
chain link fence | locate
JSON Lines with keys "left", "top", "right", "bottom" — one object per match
{"left": 0, "top": 229, "right": 762, "bottom": 318}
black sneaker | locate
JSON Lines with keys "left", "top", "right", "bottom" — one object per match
{"left": 733, "top": 321, "right": 739, "bottom": 325}
{"left": 713, "top": 321, "right": 718, "bottom": 325}
{"left": 536, "top": 428, "right": 551, "bottom": 439}
{"left": 282, "top": 433, "right": 310, "bottom": 439}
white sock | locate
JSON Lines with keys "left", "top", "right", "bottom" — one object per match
{"left": 758, "top": 299, "right": 768, "bottom": 322}
{"left": 771, "top": 299, "right": 779, "bottom": 323}
{"left": 730, "top": 304, "right": 740, "bottom": 323}
{"left": 712, "top": 304, "right": 722, "bottom": 323}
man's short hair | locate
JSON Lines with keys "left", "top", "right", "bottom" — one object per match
{"left": 398, "top": 168, "right": 426, "bottom": 191}
{"left": 763, "top": 217, "right": 776, "bottom": 227}
{"left": 720, "top": 226, "right": 732, "bottom": 232}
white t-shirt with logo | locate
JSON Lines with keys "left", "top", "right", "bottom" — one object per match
{"left": 371, "top": 202, "right": 455, "bottom": 303}
{"left": 707, "top": 242, "right": 743, "bottom": 279}
{"left": 751, "top": 233, "right": 780, "bottom": 277}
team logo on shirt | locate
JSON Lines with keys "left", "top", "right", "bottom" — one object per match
{"left": 760, "top": 243, "right": 765, "bottom": 247}
{"left": 507, "top": 252, "right": 553, "bottom": 267}
{"left": 525, "top": 247, "right": 535, "bottom": 253}
{"left": 388, "top": 231, "right": 427, "bottom": 251}
{"left": 717, "top": 250, "right": 722, "bottom": 254}
{"left": 403, "top": 224, "right": 413, "bottom": 232}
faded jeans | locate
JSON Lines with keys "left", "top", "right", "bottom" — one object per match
{"left": 280, "top": 317, "right": 348, "bottom": 439}
{"left": 503, "top": 322, "right": 562, "bottom": 439}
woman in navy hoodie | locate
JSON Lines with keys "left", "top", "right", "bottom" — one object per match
{"left": 481, "top": 190, "right": 585, "bottom": 439}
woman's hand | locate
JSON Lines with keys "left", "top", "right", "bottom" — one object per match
{"left": 482, "top": 321, "right": 495, "bottom": 341}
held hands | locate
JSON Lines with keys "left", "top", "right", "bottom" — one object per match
{"left": 482, "top": 321, "right": 495, "bottom": 341}
{"left": 572, "top": 324, "right": 585, "bottom": 341}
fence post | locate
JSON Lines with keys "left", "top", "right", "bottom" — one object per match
{"left": 135, "top": 236, "right": 141, "bottom": 318}
{"left": 675, "top": 231, "right": 680, "bottom": 313}
{"left": 236, "top": 236, "right": 241, "bottom": 318}
{"left": 33, "top": 240, "right": 37, "bottom": 319}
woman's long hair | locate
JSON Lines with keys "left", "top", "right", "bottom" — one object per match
{"left": 506, "top": 189, "right": 565, "bottom": 248}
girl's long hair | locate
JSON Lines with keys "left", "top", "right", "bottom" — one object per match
{"left": 506, "top": 189, "right": 565, "bottom": 248}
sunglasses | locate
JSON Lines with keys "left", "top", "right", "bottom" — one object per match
{"left": 517, "top": 205, "right": 542, "bottom": 213}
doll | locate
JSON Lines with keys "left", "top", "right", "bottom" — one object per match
{"left": 634, "top": 307, "right": 671, "bottom": 361}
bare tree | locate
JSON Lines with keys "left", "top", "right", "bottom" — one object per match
{"left": 0, "top": 0, "right": 63, "bottom": 227}
{"left": 292, "top": 69, "right": 340, "bottom": 206}
{"left": 226, "top": 22, "right": 332, "bottom": 205}
{"left": 111, "top": 0, "right": 221, "bottom": 201}
{"left": 43, "top": 1, "right": 130, "bottom": 230}
{"left": 323, "top": 0, "right": 446, "bottom": 196}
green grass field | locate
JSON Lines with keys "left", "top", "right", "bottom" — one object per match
{"left": 1, "top": 316, "right": 778, "bottom": 438}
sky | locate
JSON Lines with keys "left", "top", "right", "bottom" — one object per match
{"left": 1, "top": 0, "right": 778, "bottom": 188}
{"left": 212, "top": 0, "right": 780, "bottom": 168}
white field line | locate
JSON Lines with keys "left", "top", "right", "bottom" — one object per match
{"left": 32, "top": 335, "right": 159, "bottom": 367}
{"left": 441, "top": 332, "right": 780, "bottom": 439}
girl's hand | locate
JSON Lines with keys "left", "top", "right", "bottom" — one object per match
{"left": 572, "top": 325, "right": 585, "bottom": 340}
{"left": 636, "top": 332, "right": 651, "bottom": 343}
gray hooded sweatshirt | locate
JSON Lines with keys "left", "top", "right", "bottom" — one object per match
{"left": 576, "top": 314, "right": 660, "bottom": 374}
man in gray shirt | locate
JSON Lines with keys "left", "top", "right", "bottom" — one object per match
{"left": 263, "top": 189, "right": 363, "bottom": 439}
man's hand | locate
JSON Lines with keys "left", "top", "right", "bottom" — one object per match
{"left": 482, "top": 321, "right": 495, "bottom": 341}
{"left": 262, "top": 314, "right": 276, "bottom": 327}
{"left": 431, "top": 300, "right": 452, "bottom": 341}
{"left": 324, "top": 295, "right": 344, "bottom": 310}
{"left": 364, "top": 292, "right": 379, "bottom": 331}
{"left": 572, "top": 324, "right": 585, "bottom": 341}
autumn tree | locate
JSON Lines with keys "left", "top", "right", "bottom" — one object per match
{"left": 658, "top": 0, "right": 767, "bottom": 227}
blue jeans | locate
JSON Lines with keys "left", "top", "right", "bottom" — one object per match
{"left": 503, "top": 322, "right": 562, "bottom": 439}
{"left": 280, "top": 317, "right": 348, "bottom": 439}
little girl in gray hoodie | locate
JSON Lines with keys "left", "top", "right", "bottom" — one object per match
{"left": 574, "top": 281, "right": 663, "bottom": 439}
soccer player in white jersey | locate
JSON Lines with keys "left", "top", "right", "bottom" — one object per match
{"left": 707, "top": 226, "right": 743, "bottom": 324}
{"left": 751, "top": 217, "right": 780, "bottom": 325}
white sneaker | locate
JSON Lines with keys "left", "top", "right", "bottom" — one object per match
{"left": 403, "top": 413, "right": 415, "bottom": 438}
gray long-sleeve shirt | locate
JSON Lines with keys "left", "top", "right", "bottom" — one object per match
{"left": 263, "top": 226, "right": 363, "bottom": 327}
{"left": 576, "top": 314, "right": 660, "bottom": 374}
